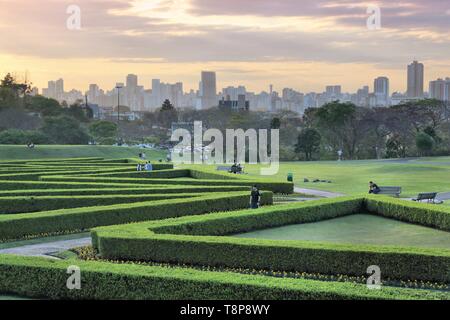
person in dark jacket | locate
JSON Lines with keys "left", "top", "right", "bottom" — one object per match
{"left": 369, "top": 181, "right": 381, "bottom": 194}
{"left": 250, "top": 185, "right": 261, "bottom": 209}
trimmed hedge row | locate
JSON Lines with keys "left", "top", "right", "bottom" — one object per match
{"left": 0, "top": 180, "right": 171, "bottom": 190}
{"left": 365, "top": 196, "right": 450, "bottom": 231}
{"left": 93, "top": 197, "right": 450, "bottom": 283}
{"left": 0, "top": 167, "right": 138, "bottom": 181}
{"left": 0, "top": 157, "right": 106, "bottom": 164}
{"left": 0, "top": 185, "right": 252, "bottom": 197}
{"left": 27, "top": 162, "right": 173, "bottom": 170}
{"left": 1, "top": 255, "right": 447, "bottom": 300}
{"left": 189, "top": 169, "right": 241, "bottom": 180}
{"left": 0, "top": 194, "right": 201, "bottom": 214}
{"left": 90, "top": 169, "right": 190, "bottom": 179}
{"left": 0, "top": 191, "right": 273, "bottom": 240}
{"left": 41, "top": 175, "right": 294, "bottom": 194}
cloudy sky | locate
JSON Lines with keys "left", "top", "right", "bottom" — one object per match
{"left": 0, "top": 0, "right": 449, "bottom": 93}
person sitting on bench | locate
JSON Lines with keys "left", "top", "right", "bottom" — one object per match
{"left": 369, "top": 181, "right": 381, "bottom": 194}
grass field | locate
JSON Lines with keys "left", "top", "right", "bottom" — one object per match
{"left": 183, "top": 159, "right": 450, "bottom": 197}
{"left": 0, "top": 145, "right": 166, "bottom": 160}
{"left": 234, "top": 214, "right": 450, "bottom": 249}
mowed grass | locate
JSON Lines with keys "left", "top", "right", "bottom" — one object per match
{"left": 234, "top": 214, "right": 450, "bottom": 249}
{"left": 181, "top": 159, "right": 450, "bottom": 197}
{"left": 0, "top": 145, "right": 166, "bottom": 161}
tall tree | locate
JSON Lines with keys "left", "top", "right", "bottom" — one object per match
{"left": 295, "top": 128, "right": 321, "bottom": 160}
{"left": 158, "top": 99, "right": 178, "bottom": 129}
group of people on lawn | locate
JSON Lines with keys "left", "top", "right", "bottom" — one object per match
{"left": 136, "top": 162, "right": 153, "bottom": 172}
{"left": 230, "top": 163, "right": 244, "bottom": 174}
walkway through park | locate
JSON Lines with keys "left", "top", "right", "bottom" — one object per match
{"left": 0, "top": 236, "right": 91, "bottom": 259}
{"left": 294, "top": 187, "right": 344, "bottom": 198}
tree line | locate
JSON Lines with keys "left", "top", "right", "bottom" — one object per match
{"left": 1, "top": 74, "right": 449, "bottom": 160}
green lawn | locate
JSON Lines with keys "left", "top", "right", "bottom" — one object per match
{"left": 181, "top": 158, "right": 450, "bottom": 197}
{"left": 0, "top": 145, "right": 166, "bottom": 161}
{"left": 234, "top": 214, "right": 450, "bottom": 249}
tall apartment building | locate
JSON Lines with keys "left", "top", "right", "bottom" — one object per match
{"left": 200, "top": 71, "right": 217, "bottom": 109}
{"left": 374, "top": 76, "right": 390, "bottom": 106}
{"left": 407, "top": 60, "right": 424, "bottom": 98}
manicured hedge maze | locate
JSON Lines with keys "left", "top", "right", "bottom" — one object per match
{"left": 93, "top": 196, "right": 450, "bottom": 284}
{"left": 0, "top": 158, "right": 448, "bottom": 300}
{"left": 0, "top": 158, "right": 282, "bottom": 240}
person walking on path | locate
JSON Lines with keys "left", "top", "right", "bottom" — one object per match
{"left": 250, "top": 185, "right": 261, "bottom": 209}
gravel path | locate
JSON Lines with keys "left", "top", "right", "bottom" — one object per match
{"left": 294, "top": 187, "right": 344, "bottom": 198}
{"left": 0, "top": 237, "right": 91, "bottom": 259}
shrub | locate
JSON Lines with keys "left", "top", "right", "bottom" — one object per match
{"left": 93, "top": 197, "right": 450, "bottom": 283}
{"left": 40, "top": 175, "right": 294, "bottom": 194}
{"left": 0, "top": 193, "right": 197, "bottom": 214}
{"left": 0, "top": 192, "right": 273, "bottom": 240}
{"left": 0, "top": 129, "right": 48, "bottom": 144}
{"left": 1, "top": 255, "right": 446, "bottom": 300}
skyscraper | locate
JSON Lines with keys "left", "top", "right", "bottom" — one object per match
{"left": 407, "top": 60, "right": 424, "bottom": 98}
{"left": 200, "top": 71, "right": 217, "bottom": 109}
{"left": 55, "top": 79, "right": 64, "bottom": 97}
{"left": 374, "top": 76, "right": 389, "bottom": 106}
{"left": 429, "top": 78, "right": 448, "bottom": 101}
{"left": 152, "top": 79, "right": 161, "bottom": 107}
{"left": 325, "top": 85, "right": 342, "bottom": 101}
{"left": 126, "top": 74, "right": 138, "bottom": 88}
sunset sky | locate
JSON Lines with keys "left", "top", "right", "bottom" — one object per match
{"left": 0, "top": 0, "right": 449, "bottom": 93}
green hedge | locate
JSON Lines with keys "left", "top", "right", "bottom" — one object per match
{"left": 0, "top": 180, "right": 170, "bottom": 190}
{"left": 365, "top": 196, "right": 450, "bottom": 231}
{"left": 1, "top": 255, "right": 446, "bottom": 300}
{"left": 189, "top": 169, "right": 240, "bottom": 180}
{"left": 28, "top": 162, "right": 173, "bottom": 170}
{"left": 0, "top": 194, "right": 200, "bottom": 214}
{"left": 0, "top": 167, "right": 137, "bottom": 181}
{"left": 93, "top": 197, "right": 450, "bottom": 283}
{"left": 41, "top": 176, "right": 294, "bottom": 194}
{"left": 91, "top": 169, "right": 189, "bottom": 179}
{"left": 0, "top": 191, "right": 273, "bottom": 241}
{"left": 0, "top": 185, "right": 252, "bottom": 197}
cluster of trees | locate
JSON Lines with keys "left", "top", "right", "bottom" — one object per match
{"left": 0, "top": 74, "right": 123, "bottom": 145}
{"left": 295, "top": 99, "right": 450, "bottom": 160}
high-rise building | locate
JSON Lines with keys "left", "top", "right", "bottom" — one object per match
{"left": 429, "top": 78, "right": 450, "bottom": 101}
{"left": 446, "top": 78, "right": 450, "bottom": 102}
{"left": 407, "top": 60, "right": 424, "bottom": 98}
{"left": 356, "top": 86, "right": 369, "bottom": 106}
{"left": 126, "top": 74, "right": 138, "bottom": 88}
{"left": 325, "top": 85, "right": 342, "bottom": 101}
{"left": 55, "top": 79, "right": 64, "bottom": 97}
{"left": 374, "top": 76, "right": 390, "bottom": 106}
{"left": 200, "top": 71, "right": 217, "bottom": 109}
{"left": 152, "top": 79, "right": 161, "bottom": 107}
{"left": 429, "top": 78, "right": 446, "bottom": 101}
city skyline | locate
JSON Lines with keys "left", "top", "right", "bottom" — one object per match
{"left": 37, "top": 62, "right": 450, "bottom": 114}
{"left": 0, "top": 0, "right": 449, "bottom": 93}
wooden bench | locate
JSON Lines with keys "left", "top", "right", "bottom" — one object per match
{"left": 217, "top": 165, "right": 245, "bottom": 174}
{"left": 376, "top": 186, "right": 402, "bottom": 197}
{"left": 413, "top": 192, "right": 440, "bottom": 203}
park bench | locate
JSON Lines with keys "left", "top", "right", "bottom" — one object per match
{"left": 216, "top": 166, "right": 232, "bottom": 172}
{"left": 377, "top": 186, "right": 402, "bottom": 197}
{"left": 216, "top": 165, "right": 245, "bottom": 174}
{"left": 412, "top": 192, "right": 442, "bottom": 204}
